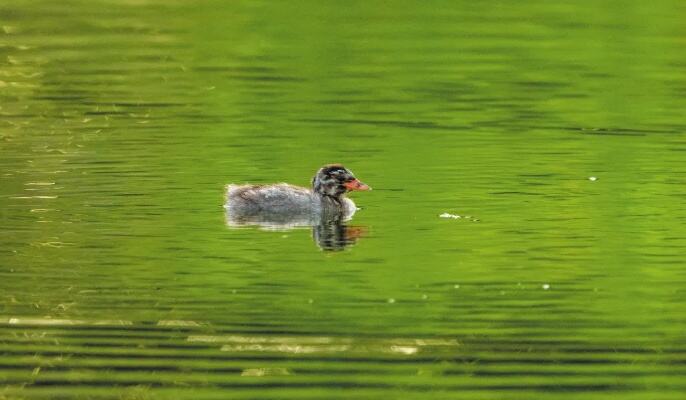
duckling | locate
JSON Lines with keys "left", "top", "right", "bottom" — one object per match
{"left": 225, "top": 164, "right": 370, "bottom": 224}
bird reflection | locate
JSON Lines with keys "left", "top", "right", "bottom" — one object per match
{"left": 312, "top": 219, "right": 367, "bottom": 251}
{"left": 225, "top": 208, "right": 367, "bottom": 251}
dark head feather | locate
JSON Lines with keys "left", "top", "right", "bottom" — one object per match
{"left": 312, "top": 164, "right": 358, "bottom": 198}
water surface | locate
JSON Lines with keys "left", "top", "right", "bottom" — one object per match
{"left": 1, "top": 1, "right": 686, "bottom": 399}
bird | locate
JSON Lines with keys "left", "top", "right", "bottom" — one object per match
{"left": 225, "top": 164, "right": 370, "bottom": 227}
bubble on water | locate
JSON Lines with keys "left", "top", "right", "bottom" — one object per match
{"left": 542, "top": 284, "right": 550, "bottom": 290}
{"left": 439, "top": 213, "right": 461, "bottom": 219}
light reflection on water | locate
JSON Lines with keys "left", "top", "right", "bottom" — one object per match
{"left": 225, "top": 208, "right": 367, "bottom": 251}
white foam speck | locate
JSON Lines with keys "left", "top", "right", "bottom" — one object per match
{"left": 439, "top": 213, "right": 461, "bottom": 219}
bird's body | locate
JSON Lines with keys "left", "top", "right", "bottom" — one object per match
{"left": 225, "top": 165, "right": 369, "bottom": 229}
{"left": 226, "top": 183, "right": 355, "bottom": 215}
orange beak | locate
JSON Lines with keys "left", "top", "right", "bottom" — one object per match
{"left": 344, "top": 179, "right": 371, "bottom": 191}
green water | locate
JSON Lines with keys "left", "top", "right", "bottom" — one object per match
{"left": 2, "top": 0, "right": 686, "bottom": 398}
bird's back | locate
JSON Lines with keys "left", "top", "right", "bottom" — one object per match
{"left": 226, "top": 183, "right": 318, "bottom": 215}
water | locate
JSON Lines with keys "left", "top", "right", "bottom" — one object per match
{"left": 2, "top": 1, "right": 686, "bottom": 398}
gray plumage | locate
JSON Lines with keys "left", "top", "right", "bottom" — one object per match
{"left": 224, "top": 165, "right": 369, "bottom": 229}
